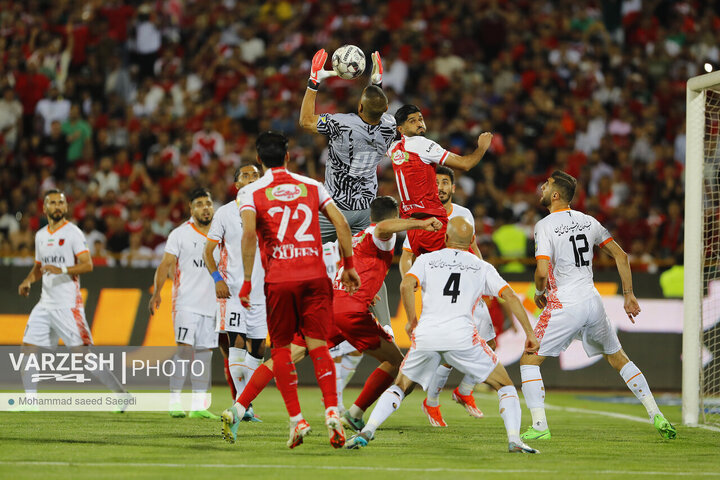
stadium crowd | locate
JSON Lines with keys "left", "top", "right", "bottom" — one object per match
{"left": 0, "top": 0, "right": 714, "bottom": 271}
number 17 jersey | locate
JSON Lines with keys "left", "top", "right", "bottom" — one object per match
{"left": 534, "top": 208, "right": 613, "bottom": 306}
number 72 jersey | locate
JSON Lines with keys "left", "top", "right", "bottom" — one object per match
{"left": 534, "top": 208, "right": 613, "bottom": 306}
{"left": 237, "top": 168, "right": 334, "bottom": 284}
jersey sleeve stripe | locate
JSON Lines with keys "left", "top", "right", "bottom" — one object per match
{"left": 598, "top": 237, "right": 613, "bottom": 247}
{"left": 406, "top": 272, "right": 420, "bottom": 285}
{"left": 206, "top": 237, "right": 220, "bottom": 243}
{"left": 402, "top": 247, "right": 412, "bottom": 253}
{"left": 498, "top": 284, "right": 510, "bottom": 297}
{"left": 535, "top": 255, "right": 550, "bottom": 260}
{"left": 75, "top": 249, "right": 89, "bottom": 257}
{"left": 320, "top": 197, "right": 334, "bottom": 210}
{"left": 239, "top": 204, "right": 256, "bottom": 212}
{"left": 439, "top": 150, "right": 449, "bottom": 165}
{"left": 35, "top": 260, "right": 41, "bottom": 265}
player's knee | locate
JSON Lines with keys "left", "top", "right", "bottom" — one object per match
{"left": 519, "top": 352, "right": 543, "bottom": 366}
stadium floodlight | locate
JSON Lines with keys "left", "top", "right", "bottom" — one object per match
{"left": 684, "top": 70, "right": 720, "bottom": 427}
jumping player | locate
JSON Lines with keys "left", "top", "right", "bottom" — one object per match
{"left": 519, "top": 170, "right": 677, "bottom": 440}
{"left": 345, "top": 217, "right": 540, "bottom": 453}
{"left": 223, "top": 131, "right": 360, "bottom": 449}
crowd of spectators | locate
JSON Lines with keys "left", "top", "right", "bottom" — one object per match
{"left": 0, "top": 0, "right": 715, "bottom": 271}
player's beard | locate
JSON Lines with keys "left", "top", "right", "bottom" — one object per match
{"left": 438, "top": 191, "right": 450, "bottom": 204}
{"left": 49, "top": 211, "right": 65, "bottom": 222}
{"left": 195, "top": 217, "right": 212, "bottom": 226}
{"left": 540, "top": 192, "right": 551, "bottom": 207}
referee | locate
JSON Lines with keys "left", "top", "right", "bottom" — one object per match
{"left": 299, "top": 48, "right": 395, "bottom": 325}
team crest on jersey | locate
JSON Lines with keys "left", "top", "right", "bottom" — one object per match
{"left": 59, "top": 239, "right": 65, "bottom": 246}
{"left": 391, "top": 150, "right": 408, "bottom": 165}
{"left": 266, "top": 184, "right": 307, "bottom": 202}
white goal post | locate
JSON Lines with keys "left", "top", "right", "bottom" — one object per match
{"left": 683, "top": 70, "right": 720, "bottom": 426}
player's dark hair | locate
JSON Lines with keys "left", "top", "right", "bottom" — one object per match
{"left": 234, "top": 160, "right": 261, "bottom": 182}
{"left": 43, "top": 189, "right": 64, "bottom": 202}
{"left": 361, "top": 85, "right": 388, "bottom": 122}
{"left": 370, "top": 196, "right": 398, "bottom": 222}
{"left": 189, "top": 187, "right": 211, "bottom": 203}
{"left": 394, "top": 104, "right": 421, "bottom": 126}
{"left": 436, "top": 165, "right": 455, "bottom": 184}
{"left": 550, "top": 170, "right": 577, "bottom": 203}
{"left": 256, "top": 131, "right": 288, "bottom": 168}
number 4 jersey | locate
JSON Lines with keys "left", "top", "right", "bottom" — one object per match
{"left": 407, "top": 248, "right": 510, "bottom": 351}
{"left": 534, "top": 208, "right": 613, "bottom": 306}
{"left": 237, "top": 167, "right": 334, "bottom": 284}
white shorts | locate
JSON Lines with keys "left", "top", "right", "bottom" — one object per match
{"left": 23, "top": 304, "right": 93, "bottom": 347}
{"left": 535, "top": 294, "right": 622, "bottom": 358}
{"left": 473, "top": 300, "right": 495, "bottom": 341}
{"left": 330, "top": 341, "right": 358, "bottom": 358}
{"left": 400, "top": 341, "right": 498, "bottom": 391}
{"left": 216, "top": 297, "right": 267, "bottom": 339}
{"left": 174, "top": 310, "right": 218, "bottom": 349}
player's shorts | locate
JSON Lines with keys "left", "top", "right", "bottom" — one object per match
{"left": 328, "top": 308, "right": 394, "bottom": 353}
{"left": 216, "top": 296, "right": 268, "bottom": 339}
{"left": 534, "top": 294, "right": 621, "bottom": 358}
{"left": 173, "top": 310, "right": 218, "bottom": 349}
{"left": 319, "top": 208, "right": 370, "bottom": 243}
{"left": 329, "top": 340, "right": 358, "bottom": 358}
{"left": 264, "top": 277, "right": 333, "bottom": 347}
{"left": 400, "top": 341, "right": 498, "bottom": 391}
{"left": 473, "top": 300, "right": 496, "bottom": 342}
{"left": 23, "top": 304, "right": 93, "bottom": 347}
{"left": 406, "top": 214, "right": 448, "bottom": 256}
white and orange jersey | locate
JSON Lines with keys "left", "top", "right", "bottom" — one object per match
{"left": 407, "top": 248, "right": 509, "bottom": 351}
{"left": 402, "top": 202, "right": 474, "bottom": 252}
{"left": 322, "top": 241, "right": 341, "bottom": 280}
{"left": 34, "top": 220, "right": 89, "bottom": 309}
{"left": 165, "top": 221, "right": 219, "bottom": 315}
{"left": 534, "top": 208, "right": 613, "bottom": 306}
{"left": 207, "top": 201, "right": 265, "bottom": 305}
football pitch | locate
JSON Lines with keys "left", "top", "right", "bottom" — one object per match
{"left": 0, "top": 387, "right": 718, "bottom": 480}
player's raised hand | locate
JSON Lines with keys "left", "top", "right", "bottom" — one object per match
{"left": 341, "top": 267, "right": 361, "bottom": 295}
{"left": 623, "top": 292, "right": 641, "bottom": 324}
{"left": 371, "top": 51, "right": 383, "bottom": 86}
{"left": 421, "top": 217, "right": 442, "bottom": 232}
{"left": 148, "top": 293, "right": 161, "bottom": 316}
{"left": 18, "top": 280, "right": 31, "bottom": 297}
{"left": 477, "top": 132, "right": 493, "bottom": 152}
{"left": 308, "top": 49, "right": 337, "bottom": 90}
{"left": 215, "top": 279, "right": 230, "bottom": 299}
{"left": 239, "top": 280, "right": 252, "bottom": 309}
{"left": 525, "top": 333, "right": 540, "bottom": 353}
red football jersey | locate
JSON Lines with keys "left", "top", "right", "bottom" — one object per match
{"left": 388, "top": 135, "right": 449, "bottom": 219}
{"left": 333, "top": 225, "right": 394, "bottom": 310}
{"left": 237, "top": 167, "right": 333, "bottom": 283}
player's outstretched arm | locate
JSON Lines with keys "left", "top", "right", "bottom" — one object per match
{"left": 601, "top": 240, "right": 641, "bottom": 322}
{"left": 18, "top": 262, "right": 42, "bottom": 296}
{"left": 443, "top": 132, "right": 493, "bottom": 171}
{"left": 148, "top": 252, "right": 176, "bottom": 315}
{"left": 323, "top": 203, "right": 360, "bottom": 294}
{"left": 374, "top": 217, "right": 442, "bottom": 241}
{"left": 399, "top": 249, "right": 415, "bottom": 277}
{"left": 400, "top": 274, "right": 419, "bottom": 338}
{"left": 203, "top": 239, "right": 230, "bottom": 299}
{"left": 499, "top": 287, "right": 539, "bottom": 353}
{"left": 239, "top": 210, "right": 258, "bottom": 307}
{"left": 299, "top": 49, "right": 337, "bottom": 132}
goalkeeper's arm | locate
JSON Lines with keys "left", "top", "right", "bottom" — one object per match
{"left": 299, "top": 49, "right": 336, "bottom": 132}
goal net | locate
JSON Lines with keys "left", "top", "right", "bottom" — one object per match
{"left": 684, "top": 71, "right": 720, "bottom": 427}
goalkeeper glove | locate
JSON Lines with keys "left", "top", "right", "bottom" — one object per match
{"left": 308, "top": 49, "right": 337, "bottom": 91}
{"left": 370, "top": 51, "right": 383, "bottom": 87}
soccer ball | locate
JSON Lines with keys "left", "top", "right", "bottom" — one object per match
{"left": 332, "top": 45, "right": 366, "bottom": 80}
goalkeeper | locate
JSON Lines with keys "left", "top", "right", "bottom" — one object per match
{"left": 299, "top": 48, "right": 396, "bottom": 327}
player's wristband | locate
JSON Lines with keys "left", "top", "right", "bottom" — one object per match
{"left": 211, "top": 271, "right": 223, "bottom": 283}
{"left": 343, "top": 256, "right": 354, "bottom": 270}
{"left": 535, "top": 288, "right": 546, "bottom": 296}
{"left": 623, "top": 289, "right": 633, "bottom": 295}
{"left": 61, "top": 266, "right": 68, "bottom": 274}
{"left": 307, "top": 79, "right": 319, "bottom": 91}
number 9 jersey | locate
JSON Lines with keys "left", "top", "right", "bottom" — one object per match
{"left": 534, "top": 208, "right": 613, "bottom": 306}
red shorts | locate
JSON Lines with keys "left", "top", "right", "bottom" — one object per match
{"left": 328, "top": 307, "right": 393, "bottom": 353}
{"left": 264, "top": 277, "right": 333, "bottom": 347}
{"left": 406, "top": 215, "right": 448, "bottom": 256}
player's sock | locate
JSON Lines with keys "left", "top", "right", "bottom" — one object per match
{"left": 169, "top": 351, "right": 190, "bottom": 401}
{"left": 271, "top": 347, "right": 301, "bottom": 418}
{"left": 337, "top": 354, "right": 362, "bottom": 402}
{"left": 223, "top": 357, "right": 236, "bottom": 400}
{"left": 353, "top": 368, "right": 394, "bottom": 412}
{"left": 335, "top": 360, "right": 345, "bottom": 408}
{"left": 237, "top": 363, "right": 274, "bottom": 407}
{"left": 190, "top": 349, "right": 212, "bottom": 411}
{"left": 619, "top": 361, "right": 661, "bottom": 419}
{"left": 228, "top": 347, "right": 247, "bottom": 398}
{"left": 520, "top": 364, "right": 548, "bottom": 431}
{"left": 497, "top": 385, "right": 522, "bottom": 443}
{"left": 309, "top": 345, "right": 337, "bottom": 409}
{"left": 458, "top": 376, "right": 475, "bottom": 396}
{"left": 169, "top": 390, "right": 182, "bottom": 405}
{"left": 242, "top": 353, "right": 263, "bottom": 392}
{"left": 88, "top": 364, "right": 125, "bottom": 393}
{"left": 426, "top": 365, "right": 452, "bottom": 407}
{"left": 363, "top": 385, "right": 405, "bottom": 437}
{"left": 368, "top": 281, "right": 391, "bottom": 326}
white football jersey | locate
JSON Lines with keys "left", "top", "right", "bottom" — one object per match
{"left": 407, "top": 248, "right": 509, "bottom": 350}
{"left": 207, "top": 200, "right": 265, "bottom": 305}
{"left": 165, "top": 221, "right": 219, "bottom": 315}
{"left": 322, "top": 241, "right": 340, "bottom": 280}
{"left": 34, "top": 221, "right": 89, "bottom": 309}
{"left": 402, "top": 203, "right": 474, "bottom": 251}
{"left": 534, "top": 208, "right": 613, "bottom": 305}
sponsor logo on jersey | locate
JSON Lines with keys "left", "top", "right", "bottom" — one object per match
{"left": 271, "top": 244, "right": 319, "bottom": 260}
{"left": 266, "top": 184, "right": 307, "bottom": 202}
{"left": 391, "top": 150, "right": 408, "bottom": 165}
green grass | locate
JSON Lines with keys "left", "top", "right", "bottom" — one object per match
{"left": 0, "top": 386, "right": 718, "bottom": 479}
